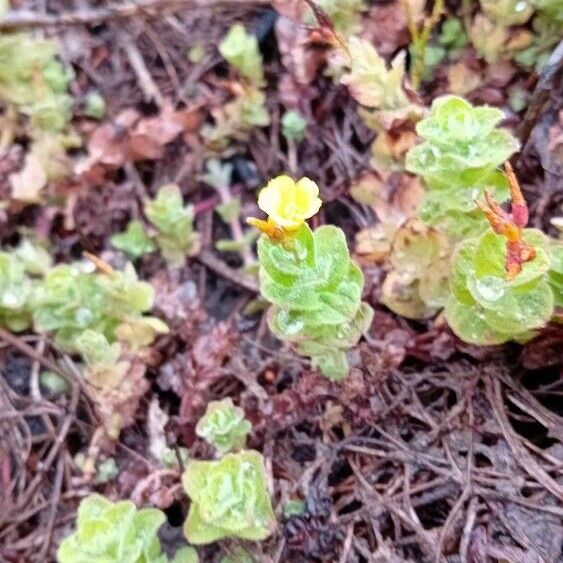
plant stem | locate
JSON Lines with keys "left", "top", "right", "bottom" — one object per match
{"left": 216, "top": 184, "right": 255, "bottom": 267}
{"left": 402, "top": 0, "right": 445, "bottom": 90}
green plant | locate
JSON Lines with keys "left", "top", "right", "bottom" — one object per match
{"left": 201, "top": 159, "right": 257, "bottom": 267}
{"left": 281, "top": 110, "right": 307, "bottom": 141}
{"left": 196, "top": 398, "right": 252, "bottom": 454}
{"left": 248, "top": 176, "right": 373, "bottom": 380}
{"left": 84, "top": 91, "right": 106, "bottom": 120}
{"left": 57, "top": 494, "right": 198, "bottom": 563}
{"left": 340, "top": 37, "right": 411, "bottom": 116}
{"left": 182, "top": 451, "right": 276, "bottom": 544}
{"left": 144, "top": 184, "right": 201, "bottom": 266}
{"left": 203, "top": 24, "right": 269, "bottom": 150}
{"left": 514, "top": 1, "right": 563, "bottom": 70}
{"left": 530, "top": 0, "right": 563, "bottom": 20}
{"left": 469, "top": 0, "right": 534, "bottom": 63}
{"left": 32, "top": 261, "right": 167, "bottom": 353}
{"left": 439, "top": 17, "right": 469, "bottom": 51}
{"left": 75, "top": 330, "right": 148, "bottom": 439}
{"left": 111, "top": 220, "right": 157, "bottom": 260}
{"left": 0, "top": 251, "right": 33, "bottom": 331}
{"left": 0, "top": 33, "right": 77, "bottom": 184}
{"left": 444, "top": 170, "right": 557, "bottom": 344}
{"left": 219, "top": 23, "right": 264, "bottom": 87}
{"left": 406, "top": 95, "right": 519, "bottom": 238}
{"left": 446, "top": 228, "right": 554, "bottom": 344}
{"left": 326, "top": 34, "right": 421, "bottom": 172}
{"left": 401, "top": 0, "right": 445, "bottom": 89}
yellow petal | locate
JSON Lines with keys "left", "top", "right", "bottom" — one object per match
{"left": 257, "top": 175, "right": 293, "bottom": 217}
{"left": 256, "top": 174, "right": 322, "bottom": 230}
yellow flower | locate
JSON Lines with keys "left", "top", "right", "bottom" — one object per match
{"left": 257, "top": 175, "right": 322, "bottom": 230}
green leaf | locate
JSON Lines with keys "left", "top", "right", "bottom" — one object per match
{"left": 111, "top": 220, "right": 156, "bottom": 259}
{"left": 281, "top": 111, "right": 307, "bottom": 141}
{"left": 0, "top": 251, "right": 33, "bottom": 331}
{"left": 445, "top": 296, "right": 509, "bottom": 345}
{"left": 195, "top": 398, "right": 252, "bottom": 454}
{"left": 439, "top": 18, "right": 469, "bottom": 49}
{"left": 75, "top": 330, "right": 121, "bottom": 367}
{"left": 482, "top": 280, "right": 553, "bottom": 334}
{"left": 216, "top": 198, "right": 242, "bottom": 224}
{"left": 172, "top": 547, "right": 199, "bottom": 563}
{"left": 84, "top": 91, "right": 106, "bottom": 119}
{"left": 219, "top": 24, "right": 264, "bottom": 86}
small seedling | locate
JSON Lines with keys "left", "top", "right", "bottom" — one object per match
{"left": 182, "top": 450, "right": 276, "bottom": 544}
{"left": 248, "top": 175, "right": 373, "bottom": 380}
{"left": 144, "top": 184, "right": 201, "bottom": 266}
{"left": 281, "top": 110, "right": 307, "bottom": 142}
{"left": 196, "top": 398, "right": 252, "bottom": 454}
{"left": 219, "top": 23, "right": 264, "bottom": 87}
{"left": 111, "top": 220, "right": 157, "bottom": 260}
{"left": 203, "top": 24, "right": 269, "bottom": 149}
{"left": 84, "top": 91, "right": 106, "bottom": 120}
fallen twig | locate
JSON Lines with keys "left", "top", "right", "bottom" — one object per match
{"left": 0, "top": 0, "right": 270, "bottom": 31}
{"left": 196, "top": 249, "right": 259, "bottom": 293}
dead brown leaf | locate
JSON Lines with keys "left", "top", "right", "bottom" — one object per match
{"left": 9, "top": 152, "right": 47, "bottom": 203}
{"left": 79, "top": 102, "right": 200, "bottom": 174}
{"left": 447, "top": 61, "right": 482, "bottom": 96}
{"left": 362, "top": 2, "right": 411, "bottom": 56}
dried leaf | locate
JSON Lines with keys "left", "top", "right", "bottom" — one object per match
{"left": 341, "top": 38, "right": 409, "bottom": 109}
{"left": 9, "top": 152, "right": 47, "bottom": 203}
{"left": 447, "top": 61, "right": 482, "bottom": 95}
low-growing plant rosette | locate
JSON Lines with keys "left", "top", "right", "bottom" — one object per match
{"left": 406, "top": 95, "right": 520, "bottom": 236}
{"left": 248, "top": 175, "right": 373, "bottom": 380}
{"left": 182, "top": 451, "right": 276, "bottom": 544}
{"left": 195, "top": 398, "right": 252, "bottom": 454}
{"left": 445, "top": 228, "right": 554, "bottom": 344}
{"left": 57, "top": 494, "right": 198, "bottom": 563}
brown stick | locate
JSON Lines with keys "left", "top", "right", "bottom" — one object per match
{"left": 0, "top": 0, "right": 270, "bottom": 31}
{"left": 196, "top": 249, "right": 259, "bottom": 293}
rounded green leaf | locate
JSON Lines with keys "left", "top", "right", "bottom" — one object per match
{"left": 445, "top": 296, "right": 509, "bottom": 345}
{"left": 482, "top": 281, "right": 554, "bottom": 333}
